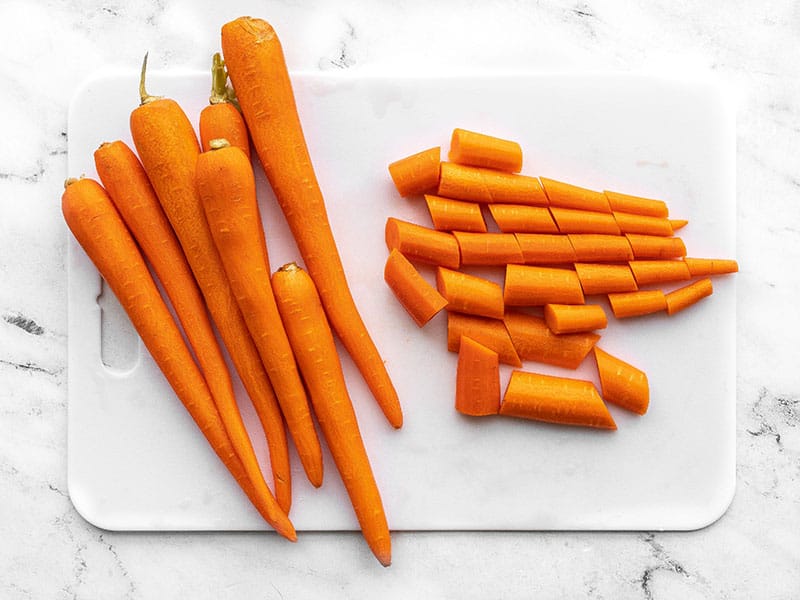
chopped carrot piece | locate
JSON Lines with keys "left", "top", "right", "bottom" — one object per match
{"left": 550, "top": 206, "right": 621, "bottom": 235}
{"left": 385, "top": 217, "right": 461, "bottom": 269}
{"left": 455, "top": 335, "right": 501, "bottom": 416}
{"left": 544, "top": 303, "right": 607, "bottom": 334}
{"left": 446, "top": 312, "right": 522, "bottom": 367}
{"left": 504, "top": 310, "right": 599, "bottom": 369}
{"left": 607, "top": 290, "right": 667, "bottom": 318}
{"left": 388, "top": 147, "right": 441, "bottom": 197}
{"left": 574, "top": 263, "right": 638, "bottom": 295}
{"left": 683, "top": 257, "right": 739, "bottom": 277}
{"left": 514, "top": 233, "right": 577, "bottom": 264}
{"left": 625, "top": 233, "right": 686, "bottom": 259}
{"left": 568, "top": 234, "right": 634, "bottom": 262}
{"left": 612, "top": 211, "right": 674, "bottom": 237}
{"left": 593, "top": 347, "right": 649, "bottom": 415}
{"left": 499, "top": 370, "right": 616, "bottom": 430}
{"left": 384, "top": 249, "right": 448, "bottom": 327}
{"left": 541, "top": 178, "right": 610, "bottom": 213}
{"left": 603, "top": 190, "right": 669, "bottom": 217}
{"left": 488, "top": 204, "right": 559, "bottom": 233}
{"left": 504, "top": 264, "right": 585, "bottom": 306}
{"left": 425, "top": 194, "right": 487, "bottom": 232}
{"left": 628, "top": 260, "right": 691, "bottom": 286}
{"left": 665, "top": 278, "right": 713, "bottom": 315}
{"left": 448, "top": 128, "right": 523, "bottom": 173}
{"left": 436, "top": 267, "right": 504, "bottom": 319}
{"left": 453, "top": 231, "right": 524, "bottom": 266}
{"left": 438, "top": 162, "right": 548, "bottom": 205}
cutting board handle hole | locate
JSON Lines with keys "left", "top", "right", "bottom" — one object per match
{"left": 96, "top": 280, "right": 139, "bottom": 372}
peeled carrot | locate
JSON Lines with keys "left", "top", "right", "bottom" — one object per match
{"left": 612, "top": 211, "right": 674, "bottom": 237}
{"left": 385, "top": 217, "right": 461, "bottom": 269}
{"left": 607, "top": 289, "right": 667, "bottom": 318}
{"left": 384, "top": 248, "right": 448, "bottom": 327}
{"left": 514, "top": 233, "right": 577, "bottom": 264}
{"left": 196, "top": 141, "right": 324, "bottom": 488}
{"left": 669, "top": 219, "right": 689, "bottom": 231}
{"left": 388, "top": 146, "right": 441, "bottom": 197}
{"left": 683, "top": 257, "right": 739, "bottom": 277}
{"left": 425, "top": 194, "right": 487, "bottom": 232}
{"left": 541, "top": 177, "right": 610, "bottom": 213}
{"left": 488, "top": 204, "right": 558, "bottom": 233}
{"left": 568, "top": 233, "right": 634, "bottom": 263}
{"left": 593, "top": 347, "right": 649, "bottom": 415}
{"left": 665, "top": 278, "right": 713, "bottom": 315}
{"left": 499, "top": 370, "right": 616, "bottom": 430}
{"left": 448, "top": 128, "right": 523, "bottom": 173}
{"left": 603, "top": 189, "right": 668, "bottom": 218}
{"left": 574, "top": 263, "right": 638, "bottom": 295}
{"left": 447, "top": 312, "right": 522, "bottom": 367}
{"left": 550, "top": 206, "right": 621, "bottom": 235}
{"left": 454, "top": 231, "right": 524, "bottom": 266}
{"left": 628, "top": 260, "right": 691, "bottom": 286}
{"left": 199, "top": 53, "right": 250, "bottom": 158}
{"left": 455, "top": 335, "right": 501, "bottom": 416}
{"left": 438, "top": 162, "right": 548, "bottom": 205}
{"left": 504, "top": 310, "right": 599, "bottom": 369}
{"left": 62, "top": 177, "right": 295, "bottom": 541}
{"left": 544, "top": 303, "right": 607, "bottom": 334}
{"left": 504, "top": 264, "right": 585, "bottom": 306}
{"left": 130, "top": 54, "right": 293, "bottom": 510}
{"left": 272, "top": 263, "right": 391, "bottom": 566}
{"left": 222, "top": 16, "right": 402, "bottom": 429}
{"left": 625, "top": 233, "right": 686, "bottom": 259}
{"left": 436, "top": 266, "right": 504, "bottom": 319}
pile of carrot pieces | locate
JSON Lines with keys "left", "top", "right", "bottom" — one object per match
{"left": 63, "top": 17, "right": 394, "bottom": 566}
{"left": 385, "top": 128, "right": 738, "bottom": 429}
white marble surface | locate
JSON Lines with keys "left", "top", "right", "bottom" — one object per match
{"left": 1, "top": 0, "right": 797, "bottom": 597}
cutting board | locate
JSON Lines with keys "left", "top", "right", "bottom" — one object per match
{"left": 66, "top": 71, "right": 736, "bottom": 532}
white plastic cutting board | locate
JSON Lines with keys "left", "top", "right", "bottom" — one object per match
{"left": 67, "top": 71, "right": 736, "bottom": 532}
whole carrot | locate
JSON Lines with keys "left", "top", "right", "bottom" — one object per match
{"left": 62, "top": 177, "right": 295, "bottom": 540}
{"left": 199, "top": 52, "right": 251, "bottom": 158}
{"left": 222, "top": 17, "right": 402, "bottom": 429}
{"left": 197, "top": 140, "right": 324, "bottom": 488}
{"left": 129, "top": 55, "right": 293, "bottom": 508}
{"left": 272, "top": 262, "right": 391, "bottom": 567}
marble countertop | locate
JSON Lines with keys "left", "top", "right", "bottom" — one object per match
{"left": 1, "top": 1, "right": 797, "bottom": 597}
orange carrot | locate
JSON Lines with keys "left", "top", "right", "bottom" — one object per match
{"left": 438, "top": 162, "right": 548, "bottom": 205}
{"left": 130, "top": 54, "right": 294, "bottom": 510}
{"left": 514, "top": 233, "right": 577, "bottom": 264}
{"left": 568, "top": 233, "right": 634, "bottom": 262}
{"left": 447, "top": 312, "right": 522, "bottom": 367}
{"left": 607, "top": 290, "right": 667, "bottom": 318}
{"left": 222, "top": 17, "right": 402, "bottom": 429}
{"left": 388, "top": 146, "right": 441, "bottom": 197}
{"left": 574, "top": 263, "right": 638, "bottom": 295}
{"left": 665, "top": 278, "right": 713, "bottom": 315}
{"left": 385, "top": 217, "right": 461, "bottom": 269}
{"left": 593, "top": 347, "right": 649, "bottom": 415}
{"left": 504, "top": 264, "right": 585, "bottom": 306}
{"left": 488, "top": 204, "right": 558, "bottom": 233}
{"left": 499, "top": 370, "right": 616, "bottom": 430}
{"left": 669, "top": 219, "right": 689, "bottom": 231}
{"left": 628, "top": 260, "right": 691, "bottom": 286}
{"left": 436, "top": 266, "right": 504, "bottom": 319}
{"left": 543, "top": 303, "right": 607, "bottom": 334}
{"left": 683, "top": 257, "right": 739, "bottom": 277}
{"left": 448, "top": 128, "right": 523, "bottom": 173}
{"left": 425, "top": 194, "right": 487, "bottom": 232}
{"left": 197, "top": 141, "right": 324, "bottom": 488}
{"left": 541, "top": 177, "right": 610, "bottom": 213}
{"left": 272, "top": 263, "right": 391, "bottom": 566}
{"left": 550, "top": 206, "right": 621, "bottom": 235}
{"left": 384, "top": 248, "right": 448, "bottom": 327}
{"left": 603, "top": 189, "right": 668, "bottom": 217}
{"left": 62, "top": 177, "right": 295, "bottom": 540}
{"left": 612, "top": 211, "right": 674, "bottom": 236}
{"left": 625, "top": 233, "right": 686, "bottom": 259}
{"left": 199, "top": 53, "right": 250, "bottom": 158}
{"left": 454, "top": 231, "right": 524, "bottom": 266}
{"left": 455, "top": 335, "right": 501, "bottom": 416}
{"left": 504, "top": 310, "right": 599, "bottom": 369}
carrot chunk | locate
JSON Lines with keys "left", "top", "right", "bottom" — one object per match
{"left": 447, "top": 312, "right": 522, "bottom": 367}
{"left": 384, "top": 249, "right": 448, "bottom": 327}
{"left": 603, "top": 189, "right": 669, "bottom": 217}
{"left": 504, "top": 264, "right": 585, "bottom": 306}
{"left": 607, "top": 290, "right": 667, "bottom": 318}
{"left": 448, "top": 128, "right": 523, "bottom": 173}
{"left": 488, "top": 204, "right": 559, "bottom": 233}
{"left": 625, "top": 233, "right": 686, "bottom": 259}
{"left": 544, "top": 303, "right": 608, "bottom": 334}
{"left": 436, "top": 267, "right": 505, "bottom": 320}
{"left": 628, "top": 260, "right": 691, "bottom": 286}
{"left": 568, "top": 234, "right": 634, "bottom": 262}
{"left": 514, "top": 233, "right": 577, "bottom": 264}
{"left": 388, "top": 147, "right": 441, "bottom": 197}
{"left": 504, "top": 310, "right": 599, "bottom": 369}
{"left": 425, "top": 194, "right": 487, "bottom": 232}
{"left": 453, "top": 231, "right": 524, "bottom": 266}
{"left": 455, "top": 335, "right": 502, "bottom": 416}
{"left": 612, "top": 211, "right": 674, "bottom": 237}
{"left": 683, "top": 257, "right": 739, "bottom": 277}
{"left": 541, "top": 178, "right": 610, "bottom": 213}
{"left": 385, "top": 217, "right": 461, "bottom": 269}
{"left": 574, "top": 263, "right": 638, "bottom": 295}
{"left": 594, "top": 347, "right": 649, "bottom": 415}
{"left": 665, "top": 278, "right": 714, "bottom": 315}
{"left": 438, "top": 162, "right": 548, "bottom": 205}
{"left": 550, "top": 206, "right": 621, "bottom": 235}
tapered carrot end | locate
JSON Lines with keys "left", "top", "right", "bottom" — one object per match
{"left": 279, "top": 521, "right": 298, "bottom": 543}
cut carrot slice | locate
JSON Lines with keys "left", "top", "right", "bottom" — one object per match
{"left": 499, "top": 370, "right": 616, "bottom": 430}
{"left": 454, "top": 231, "right": 524, "bottom": 266}
{"left": 544, "top": 303, "right": 607, "bottom": 334}
{"left": 455, "top": 335, "right": 501, "bottom": 416}
{"left": 436, "top": 267, "right": 504, "bottom": 319}
{"left": 628, "top": 260, "right": 691, "bottom": 286}
{"left": 514, "top": 233, "right": 577, "bottom": 264}
{"left": 385, "top": 217, "right": 461, "bottom": 269}
{"left": 607, "top": 290, "right": 667, "bottom": 318}
{"left": 488, "top": 204, "right": 559, "bottom": 233}
{"left": 425, "top": 194, "right": 487, "bottom": 232}
{"left": 683, "top": 257, "right": 739, "bottom": 277}
{"left": 504, "top": 310, "right": 599, "bottom": 369}
{"left": 612, "top": 211, "right": 674, "bottom": 237}
{"left": 438, "top": 162, "right": 548, "bottom": 205}
{"left": 625, "top": 233, "right": 686, "bottom": 259}
{"left": 665, "top": 278, "right": 713, "bottom": 315}
{"left": 448, "top": 128, "right": 523, "bottom": 173}
{"left": 384, "top": 249, "right": 448, "bottom": 327}
{"left": 504, "top": 264, "right": 585, "bottom": 306}
{"left": 550, "top": 206, "right": 621, "bottom": 235}
{"left": 603, "top": 190, "right": 668, "bottom": 218}
{"left": 446, "top": 312, "right": 522, "bottom": 367}
{"left": 594, "top": 347, "right": 649, "bottom": 415}
{"left": 568, "top": 234, "right": 634, "bottom": 262}
{"left": 541, "top": 178, "right": 610, "bottom": 213}
{"left": 574, "top": 263, "right": 638, "bottom": 295}
{"left": 388, "top": 147, "right": 441, "bottom": 197}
